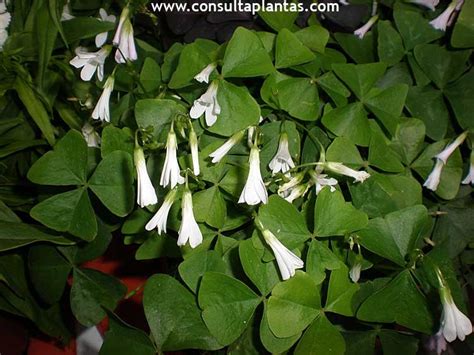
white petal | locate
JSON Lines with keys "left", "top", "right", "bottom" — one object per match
{"left": 95, "top": 32, "right": 108, "bottom": 48}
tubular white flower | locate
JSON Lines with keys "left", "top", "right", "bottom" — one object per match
{"left": 95, "top": 8, "right": 116, "bottom": 48}
{"left": 439, "top": 286, "right": 472, "bottom": 342}
{"left": 0, "top": 4, "right": 11, "bottom": 29}
{"left": 145, "top": 188, "right": 177, "bottom": 234}
{"left": 430, "top": 0, "right": 458, "bottom": 31}
{"left": 69, "top": 46, "right": 111, "bottom": 82}
{"left": 426, "top": 330, "right": 447, "bottom": 355}
{"left": 324, "top": 162, "right": 371, "bottom": 183}
{"left": 134, "top": 146, "right": 158, "bottom": 208}
{"left": 277, "top": 171, "right": 305, "bottom": 198}
{"left": 194, "top": 63, "right": 216, "bottom": 83}
{"left": 349, "top": 262, "right": 362, "bottom": 283}
{"left": 189, "top": 81, "right": 221, "bottom": 126}
{"left": 92, "top": 75, "right": 114, "bottom": 122}
{"left": 81, "top": 122, "right": 101, "bottom": 148}
{"left": 462, "top": 151, "right": 474, "bottom": 185}
{"left": 61, "top": 1, "right": 74, "bottom": 21}
{"left": 160, "top": 130, "right": 185, "bottom": 188}
{"left": 262, "top": 229, "right": 304, "bottom": 280}
{"left": 436, "top": 132, "right": 468, "bottom": 164}
{"left": 354, "top": 15, "right": 379, "bottom": 39}
{"left": 424, "top": 159, "right": 444, "bottom": 191}
{"left": 113, "top": 7, "right": 137, "bottom": 63}
{"left": 284, "top": 184, "right": 310, "bottom": 203}
{"left": 309, "top": 170, "right": 338, "bottom": 195}
{"left": 209, "top": 130, "right": 244, "bottom": 163}
{"left": 269, "top": 133, "right": 295, "bottom": 175}
{"left": 408, "top": 0, "right": 439, "bottom": 10}
{"left": 239, "top": 146, "right": 268, "bottom": 205}
{"left": 189, "top": 129, "right": 200, "bottom": 176}
{"left": 177, "top": 188, "right": 203, "bottom": 248}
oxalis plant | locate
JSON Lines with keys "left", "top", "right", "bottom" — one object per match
{"left": 0, "top": 0, "right": 474, "bottom": 353}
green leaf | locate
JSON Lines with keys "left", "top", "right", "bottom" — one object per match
{"left": 277, "top": 77, "right": 320, "bottom": 121}
{"left": 326, "top": 265, "right": 359, "bottom": 316}
{"left": 364, "top": 84, "right": 408, "bottom": 135}
{"left": 377, "top": 20, "right": 405, "bottom": 66}
{"left": 144, "top": 274, "right": 222, "bottom": 351}
{"left": 36, "top": 1, "right": 58, "bottom": 88}
{"left": 316, "top": 72, "right": 351, "bottom": 107}
{"left": 135, "top": 234, "right": 180, "bottom": 260}
{"left": 390, "top": 118, "right": 426, "bottom": 165}
{"left": 405, "top": 86, "right": 448, "bottom": 140}
{"left": 295, "top": 25, "right": 329, "bottom": 53}
{"left": 239, "top": 238, "right": 279, "bottom": 296}
{"left": 379, "top": 330, "right": 419, "bottom": 355}
{"left": 28, "top": 245, "right": 71, "bottom": 304}
{"left": 306, "top": 240, "right": 341, "bottom": 284}
{"left": 412, "top": 140, "right": 463, "bottom": 200}
{"left": 193, "top": 186, "right": 226, "bottom": 229}
{"left": 222, "top": 27, "right": 274, "bottom": 78}
{"left": 267, "top": 271, "right": 320, "bottom": 338}
{"left": 30, "top": 188, "right": 97, "bottom": 241}
{"left": 358, "top": 205, "right": 429, "bottom": 266}
{"left": 260, "top": 301, "right": 300, "bottom": 354}
{"left": 62, "top": 18, "right": 115, "bottom": 43}
{"left": 326, "top": 137, "right": 363, "bottom": 167}
{"left": 135, "top": 99, "right": 186, "bottom": 140}
{"left": 349, "top": 173, "right": 422, "bottom": 218}
{"left": 100, "top": 126, "right": 134, "bottom": 158}
{"left": 169, "top": 42, "right": 216, "bottom": 89}
{"left": 322, "top": 103, "right": 371, "bottom": 146}
{"left": 199, "top": 272, "right": 261, "bottom": 346}
{"left": 314, "top": 188, "right": 368, "bottom": 237}
{"left": 332, "top": 62, "right": 387, "bottom": 100}
{"left": 294, "top": 314, "right": 346, "bottom": 355}
{"left": 413, "top": 44, "right": 471, "bottom": 89}
{"left": 334, "top": 32, "right": 376, "bottom": 64}
{"left": 344, "top": 331, "right": 376, "bottom": 355}
{"left": 451, "top": 0, "right": 474, "bottom": 48}
{"left": 0, "top": 221, "right": 72, "bottom": 252}
{"left": 100, "top": 313, "right": 156, "bottom": 355}
{"left": 444, "top": 68, "right": 474, "bottom": 130}
{"left": 139, "top": 58, "right": 162, "bottom": 93}
{"left": 178, "top": 251, "right": 227, "bottom": 293}
{"left": 393, "top": 6, "right": 443, "bottom": 51}
{"left": 207, "top": 80, "right": 260, "bottom": 136}
{"left": 14, "top": 77, "right": 55, "bottom": 145}
{"left": 258, "top": 195, "right": 311, "bottom": 249}
{"left": 357, "top": 270, "right": 433, "bottom": 333}
{"left": 89, "top": 151, "right": 134, "bottom": 217}
{"left": 258, "top": 11, "right": 298, "bottom": 32}
{"left": 70, "top": 268, "right": 126, "bottom": 326}
{"left": 28, "top": 130, "right": 87, "bottom": 185}
{"left": 275, "top": 29, "right": 315, "bottom": 69}
{"left": 368, "top": 121, "right": 404, "bottom": 173}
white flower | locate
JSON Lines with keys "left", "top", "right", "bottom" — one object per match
{"left": 239, "top": 146, "right": 268, "bottom": 205}
{"left": 177, "top": 188, "right": 203, "bottom": 248}
{"left": 309, "top": 171, "right": 338, "bottom": 195}
{"left": 194, "top": 63, "right": 216, "bottom": 84}
{"left": 462, "top": 152, "right": 474, "bottom": 185}
{"left": 439, "top": 286, "right": 472, "bottom": 342}
{"left": 283, "top": 184, "right": 310, "bottom": 203}
{"left": 262, "top": 229, "right": 303, "bottom": 280}
{"left": 436, "top": 131, "right": 468, "bottom": 164}
{"left": 95, "top": 8, "right": 116, "bottom": 48}
{"left": 209, "top": 130, "right": 244, "bottom": 163}
{"left": 92, "top": 75, "right": 114, "bottom": 122}
{"left": 113, "top": 7, "right": 137, "bottom": 63}
{"left": 189, "top": 129, "right": 200, "bottom": 176}
{"left": 0, "top": 5, "right": 11, "bottom": 30}
{"left": 408, "top": 0, "right": 439, "bottom": 10}
{"left": 324, "top": 162, "right": 371, "bottom": 183}
{"left": 277, "top": 171, "right": 305, "bottom": 198}
{"left": 61, "top": 1, "right": 74, "bottom": 21}
{"left": 160, "top": 130, "right": 185, "bottom": 188}
{"left": 145, "top": 188, "right": 177, "bottom": 234}
{"left": 354, "top": 15, "right": 379, "bottom": 39}
{"left": 134, "top": 146, "right": 158, "bottom": 208}
{"left": 430, "top": 0, "right": 458, "bottom": 31}
{"left": 424, "top": 159, "right": 444, "bottom": 191}
{"left": 426, "top": 330, "right": 448, "bottom": 355}
{"left": 189, "top": 81, "right": 221, "bottom": 126}
{"left": 81, "top": 122, "right": 101, "bottom": 148}
{"left": 69, "top": 46, "right": 111, "bottom": 81}
{"left": 0, "top": 29, "right": 7, "bottom": 50}
{"left": 269, "top": 133, "right": 295, "bottom": 175}
{"left": 349, "top": 262, "right": 362, "bottom": 283}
